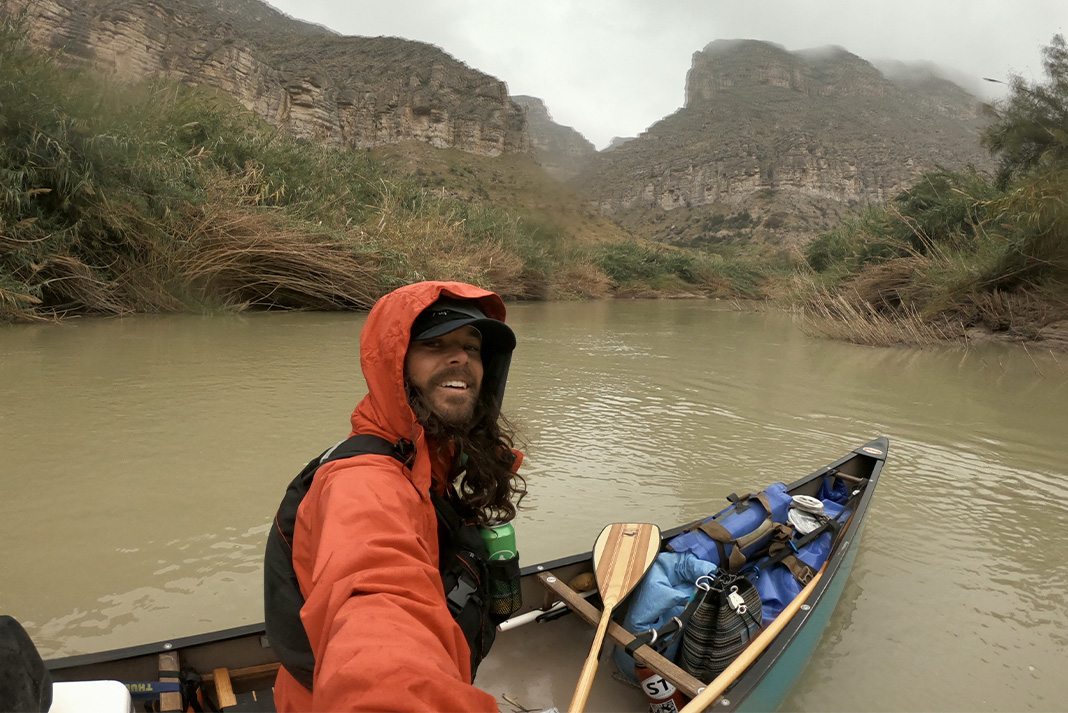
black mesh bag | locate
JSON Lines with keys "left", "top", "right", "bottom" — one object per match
{"left": 486, "top": 556, "right": 523, "bottom": 621}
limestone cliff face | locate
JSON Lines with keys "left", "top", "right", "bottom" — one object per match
{"left": 577, "top": 40, "right": 992, "bottom": 246}
{"left": 511, "top": 95, "right": 596, "bottom": 180}
{"left": 5, "top": 0, "right": 530, "bottom": 156}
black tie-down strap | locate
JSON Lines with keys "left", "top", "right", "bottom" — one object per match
{"left": 685, "top": 491, "right": 776, "bottom": 574}
{"left": 752, "top": 516, "right": 842, "bottom": 585}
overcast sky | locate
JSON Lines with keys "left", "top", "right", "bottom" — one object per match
{"left": 263, "top": 1, "right": 1065, "bottom": 150}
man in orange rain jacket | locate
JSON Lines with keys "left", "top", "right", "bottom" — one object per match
{"left": 264, "top": 281, "right": 526, "bottom": 712}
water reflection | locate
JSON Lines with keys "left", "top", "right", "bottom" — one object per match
{"left": 2, "top": 302, "right": 1067, "bottom": 710}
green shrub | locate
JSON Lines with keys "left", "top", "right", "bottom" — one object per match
{"left": 982, "top": 34, "right": 1068, "bottom": 186}
{"left": 805, "top": 169, "right": 1000, "bottom": 275}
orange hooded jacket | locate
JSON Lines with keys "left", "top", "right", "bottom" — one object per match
{"left": 273, "top": 281, "right": 520, "bottom": 712}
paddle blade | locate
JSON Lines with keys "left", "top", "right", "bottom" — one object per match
{"left": 591, "top": 522, "right": 661, "bottom": 607}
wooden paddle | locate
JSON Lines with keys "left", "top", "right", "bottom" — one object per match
{"left": 568, "top": 522, "right": 661, "bottom": 713}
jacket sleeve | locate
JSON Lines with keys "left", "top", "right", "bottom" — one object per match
{"left": 291, "top": 455, "right": 499, "bottom": 712}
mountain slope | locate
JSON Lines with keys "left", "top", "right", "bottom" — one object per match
{"left": 511, "top": 95, "right": 596, "bottom": 180}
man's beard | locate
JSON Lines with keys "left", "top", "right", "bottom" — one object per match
{"left": 406, "top": 381, "right": 482, "bottom": 439}
{"left": 407, "top": 379, "right": 523, "bottom": 526}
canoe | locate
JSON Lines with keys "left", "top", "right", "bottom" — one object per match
{"left": 44, "top": 437, "right": 888, "bottom": 712}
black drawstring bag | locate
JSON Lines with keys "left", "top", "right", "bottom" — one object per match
{"left": 677, "top": 573, "right": 763, "bottom": 682}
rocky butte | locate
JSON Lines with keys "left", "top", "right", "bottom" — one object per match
{"left": 5, "top": 0, "right": 530, "bottom": 156}
{"left": 574, "top": 39, "right": 994, "bottom": 247}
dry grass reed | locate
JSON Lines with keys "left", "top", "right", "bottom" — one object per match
{"left": 366, "top": 182, "right": 529, "bottom": 296}
{"left": 0, "top": 284, "right": 46, "bottom": 322}
{"left": 177, "top": 207, "right": 382, "bottom": 311}
{"left": 799, "top": 287, "right": 966, "bottom": 347}
{"left": 28, "top": 253, "right": 130, "bottom": 316}
{"left": 552, "top": 261, "right": 615, "bottom": 299}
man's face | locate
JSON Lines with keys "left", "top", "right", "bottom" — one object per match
{"left": 404, "top": 325, "right": 484, "bottom": 426}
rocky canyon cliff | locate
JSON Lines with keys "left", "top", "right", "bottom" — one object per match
{"left": 4, "top": 0, "right": 531, "bottom": 156}
{"left": 511, "top": 95, "right": 596, "bottom": 181}
{"left": 575, "top": 40, "right": 993, "bottom": 246}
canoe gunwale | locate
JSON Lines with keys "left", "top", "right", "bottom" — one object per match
{"left": 46, "top": 622, "right": 269, "bottom": 673}
{"left": 44, "top": 538, "right": 615, "bottom": 675}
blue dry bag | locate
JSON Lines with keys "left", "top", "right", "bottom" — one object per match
{"left": 668, "top": 482, "right": 793, "bottom": 572}
{"left": 612, "top": 551, "right": 717, "bottom": 683}
{"left": 747, "top": 497, "right": 851, "bottom": 624}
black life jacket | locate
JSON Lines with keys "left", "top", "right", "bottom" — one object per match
{"left": 263, "top": 434, "right": 500, "bottom": 691}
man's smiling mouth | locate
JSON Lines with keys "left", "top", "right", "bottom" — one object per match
{"left": 440, "top": 380, "right": 470, "bottom": 390}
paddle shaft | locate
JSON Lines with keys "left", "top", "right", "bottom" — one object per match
{"left": 678, "top": 564, "right": 827, "bottom": 713}
{"left": 568, "top": 594, "right": 618, "bottom": 713}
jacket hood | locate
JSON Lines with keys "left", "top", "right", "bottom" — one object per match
{"left": 350, "top": 281, "right": 513, "bottom": 450}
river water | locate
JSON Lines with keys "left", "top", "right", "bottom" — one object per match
{"left": 2, "top": 301, "right": 1066, "bottom": 711}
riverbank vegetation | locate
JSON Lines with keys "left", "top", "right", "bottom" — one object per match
{"left": 0, "top": 18, "right": 761, "bottom": 323}
{"left": 795, "top": 35, "right": 1068, "bottom": 349}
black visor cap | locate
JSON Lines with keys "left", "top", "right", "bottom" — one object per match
{"left": 410, "top": 298, "right": 516, "bottom": 354}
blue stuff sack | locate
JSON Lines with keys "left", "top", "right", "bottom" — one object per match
{"left": 612, "top": 551, "right": 717, "bottom": 683}
{"left": 818, "top": 475, "right": 852, "bottom": 504}
{"left": 668, "top": 482, "right": 793, "bottom": 571}
{"left": 748, "top": 530, "right": 833, "bottom": 624}
{"left": 749, "top": 499, "right": 851, "bottom": 624}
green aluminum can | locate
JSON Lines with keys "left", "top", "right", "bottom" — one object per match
{"left": 479, "top": 521, "right": 517, "bottom": 561}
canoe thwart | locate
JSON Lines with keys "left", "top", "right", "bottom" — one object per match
{"left": 830, "top": 470, "right": 864, "bottom": 485}
{"left": 536, "top": 570, "right": 704, "bottom": 699}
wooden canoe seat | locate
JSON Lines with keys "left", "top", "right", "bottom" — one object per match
{"left": 156, "top": 657, "right": 277, "bottom": 711}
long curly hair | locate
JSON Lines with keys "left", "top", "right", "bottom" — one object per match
{"left": 408, "top": 384, "right": 527, "bottom": 526}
